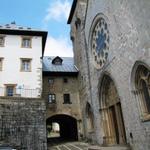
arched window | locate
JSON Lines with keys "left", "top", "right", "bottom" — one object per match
{"left": 135, "top": 65, "right": 150, "bottom": 116}
{"left": 141, "top": 80, "right": 150, "bottom": 113}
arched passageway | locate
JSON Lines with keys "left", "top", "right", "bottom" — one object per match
{"left": 100, "top": 75, "right": 126, "bottom": 145}
{"left": 46, "top": 114, "right": 78, "bottom": 142}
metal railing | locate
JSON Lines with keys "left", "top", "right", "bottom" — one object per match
{"left": 0, "top": 87, "right": 41, "bottom": 98}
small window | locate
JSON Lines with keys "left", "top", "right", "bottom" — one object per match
{"left": 63, "top": 94, "right": 71, "bottom": 104}
{"left": 48, "top": 94, "right": 56, "bottom": 103}
{"left": 0, "top": 36, "right": 5, "bottom": 47}
{"left": 22, "top": 37, "right": 32, "bottom": 48}
{"left": 49, "top": 78, "right": 54, "bottom": 84}
{"left": 52, "top": 56, "right": 63, "bottom": 65}
{"left": 5, "top": 85, "right": 16, "bottom": 96}
{"left": 20, "top": 58, "right": 32, "bottom": 72}
{"left": 63, "top": 78, "right": 68, "bottom": 83}
{"left": 54, "top": 60, "right": 62, "bottom": 65}
{"left": 0, "top": 58, "right": 3, "bottom": 71}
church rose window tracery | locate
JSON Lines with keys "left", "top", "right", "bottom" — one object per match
{"left": 91, "top": 15, "right": 109, "bottom": 69}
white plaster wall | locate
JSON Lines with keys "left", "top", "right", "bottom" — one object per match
{"left": 0, "top": 35, "right": 42, "bottom": 97}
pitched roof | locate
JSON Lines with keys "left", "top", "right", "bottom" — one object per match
{"left": 67, "top": 0, "right": 77, "bottom": 24}
{"left": 0, "top": 22, "right": 48, "bottom": 56}
{"left": 43, "top": 56, "right": 78, "bottom": 74}
{"left": 0, "top": 22, "right": 42, "bottom": 32}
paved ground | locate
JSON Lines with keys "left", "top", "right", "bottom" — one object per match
{"left": 48, "top": 142, "right": 131, "bottom": 150}
{"left": 47, "top": 138, "right": 130, "bottom": 150}
{"left": 48, "top": 141, "right": 89, "bottom": 150}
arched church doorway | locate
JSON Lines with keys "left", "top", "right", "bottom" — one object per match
{"left": 46, "top": 114, "right": 78, "bottom": 143}
{"left": 100, "top": 75, "right": 126, "bottom": 145}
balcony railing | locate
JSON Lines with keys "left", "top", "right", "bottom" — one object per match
{"left": 0, "top": 87, "right": 41, "bottom": 98}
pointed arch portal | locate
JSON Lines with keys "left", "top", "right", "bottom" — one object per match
{"left": 100, "top": 75, "right": 126, "bottom": 145}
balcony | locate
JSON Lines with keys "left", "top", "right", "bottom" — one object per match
{"left": 0, "top": 87, "right": 41, "bottom": 98}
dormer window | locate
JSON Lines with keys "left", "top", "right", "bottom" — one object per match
{"left": 52, "top": 56, "right": 63, "bottom": 65}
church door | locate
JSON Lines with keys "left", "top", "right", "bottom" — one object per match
{"left": 100, "top": 75, "right": 126, "bottom": 145}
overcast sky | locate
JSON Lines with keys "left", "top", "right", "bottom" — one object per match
{"left": 0, "top": 0, "right": 73, "bottom": 57}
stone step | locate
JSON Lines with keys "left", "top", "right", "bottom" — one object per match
{"left": 88, "top": 145, "right": 130, "bottom": 150}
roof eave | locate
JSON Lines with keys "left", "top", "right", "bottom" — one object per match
{"left": 43, "top": 71, "right": 79, "bottom": 77}
{"left": 67, "top": 0, "right": 77, "bottom": 24}
{"left": 0, "top": 29, "right": 48, "bottom": 57}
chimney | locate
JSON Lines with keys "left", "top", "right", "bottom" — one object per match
{"left": 11, "top": 21, "right": 16, "bottom": 25}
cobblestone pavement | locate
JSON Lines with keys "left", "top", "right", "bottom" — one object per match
{"left": 47, "top": 139, "right": 130, "bottom": 150}
{"left": 48, "top": 141, "right": 89, "bottom": 150}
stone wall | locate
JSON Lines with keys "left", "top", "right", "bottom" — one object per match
{"left": 43, "top": 76, "right": 81, "bottom": 120}
{"left": 70, "top": 0, "right": 93, "bottom": 141}
{"left": 0, "top": 97, "right": 46, "bottom": 150}
{"left": 69, "top": 0, "right": 150, "bottom": 149}
{"left": 43, "top": 75, "right": 83, "bottom": 140}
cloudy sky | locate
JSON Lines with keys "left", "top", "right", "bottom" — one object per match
{"left": 0, "top": 0, "right": 73, "bottom": 57}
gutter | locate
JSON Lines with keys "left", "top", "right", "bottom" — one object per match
{"left": 67, "top": 0, "right": 77, "bottom": 24}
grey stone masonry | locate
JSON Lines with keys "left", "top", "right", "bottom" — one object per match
{"left": 0, "top": 97, "right": 47, "bottom": 150}
{"left": 69, "top": 0, "right": 150, "bottom": 149}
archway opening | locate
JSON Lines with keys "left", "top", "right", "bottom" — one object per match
{"left": 47, "top": 114, "right": 78, "bottom": 143}
{"left": 47, "top": 122, "right": 60, "bottom": 138}
{"left": 100, "top": 75, "right": 126, "bottom": 145}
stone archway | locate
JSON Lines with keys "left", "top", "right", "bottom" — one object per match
{"left": 99, "top": 75, "right": 126, "bottom": 145}
{"left": 46, "top": 114, "right": 78, "bottom": 142}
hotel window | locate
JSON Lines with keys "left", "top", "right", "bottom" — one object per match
{"left": 21, "top": 37, "right": 32, "bottom": 48}
{"left": 5, "top": 85, "right": 16, "bottom": 96}
{"left": 0, "top": 58, "right": 3, "bottom": 71}
{"left": 63, "top": 94, "right": 71, "bottom": 104}
{"left": 20, "top": 58, "right": 32, "bottom": 72}
{"left": 0, "top": 36, "right": 5, "bottom": 47}
{"left": 48, "top": 94, "right": 56, "bottom": 103}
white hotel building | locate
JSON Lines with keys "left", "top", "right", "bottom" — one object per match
{"left": 0, "top": 22, "right": 47, "bottom": 98}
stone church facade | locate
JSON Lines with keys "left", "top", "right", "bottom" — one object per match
{"left": 68, "top": 0, "right": 150, "bottom": 150}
